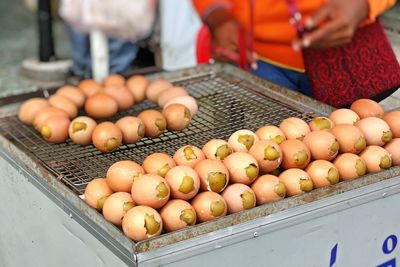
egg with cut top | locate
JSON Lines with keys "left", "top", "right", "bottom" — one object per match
{"left": 279, "top": 169, "right": 313, "bottom": 197}
{"left": 115, "top": 116, "right": 145, "bottom": 144}
{"left": 333, "top": 153, "right": 367, "bottom": 181}
{"left": 138, "top": 109, "right": 167, "bottom": 137}
{"left": 228, "top": 129, "right": 259, "bottom": 152}
{"left": 33, "top": 107, "right": 69, "bottom": 131}
{"left": 249, "top": 140, "right": 282, "bottom": 174}
{"left": 251, "top": 174, "right": 286, "bottom": 204}
{"left": 330, "top": 124, "right": 366, "bottom": 154}
{"left": 68, "top": 116, "right": 97, "bottom": 145}
{"left": 279, "top": 117, "right": 310, "bottom": 141}
{"left": 130, "top": 174, "right": 170, "bottom": 209}
{"left": 202, "top": 139, "right": 233, "bottom": 160}
{"left": 194, "top": 159, "right": 229, "bottom": 193}
{"left": 221, "top": 183, "right": 256, "bottom": 214}
{"left": 122, "top": 206, "right": 162, "bottom": 242}
{"left": 306, "top": 160, "right": 340, "bottom": 188}
{"left": 106, "top": 160, "right": 144, "bottom": 193}
{"left": 162, "top": 104, "right": 192, "bottom": 131}
{"left": 191, "top": 191, "right": 227, "bottom": 223}
{"left": 280, "top": 139, "right": 311, "bottom": 169}
{"left": 355, "top": 117, "right": 392, "bottom": 146}
{"left": 102, "top": 192, "right": 135, "bottom": 226}
{"left": 359, "top": 145, "right": 392, "bottom": 173}
{"left": 255, "top": 125, "right": 286, "bottom": 144}
{"left": 308, "top": 117, "right": 334, "bottom": 131}
{"left": 92, "top": 122, "right": 122, "bottom": 153}
{"left": 160, "top": 199, "right": 196, "bottom": 232}
{"left": 223, "top": 152, "right": 259, "bottom": 185}
{"left": 164, "top": 95, "right": 199, "bottom": 116}
{"left": 165, "top": 166, "right": 200, "bottom": 200}
{"left": 40, "top": 116, "right": 70, "bottom": 143}
{"left": 84, "top": 178, "right": 113, "bottom": 211}
{"left": 173, "top": 145, "right": 205, "bottom": 168}
{"left": 303, "top": 130, "right": 339, "bottom": 161}
{"left": 142, "top": 152, "right": 176, "bottom": 178}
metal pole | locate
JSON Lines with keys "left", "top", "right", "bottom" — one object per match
{"left": 38, "top": 0, "right": 55, "bottom": 62}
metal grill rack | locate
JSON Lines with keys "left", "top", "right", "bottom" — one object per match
{"left": 0, "top": 70, "right": 316, "bottom": 195}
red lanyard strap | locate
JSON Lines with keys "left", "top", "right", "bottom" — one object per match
{"left": 285, "top": 0, "right": 305, "bottom": 36}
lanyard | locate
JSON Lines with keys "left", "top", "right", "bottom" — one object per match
{"left": 285, "top": 0, "right": 305, "bottom": 37}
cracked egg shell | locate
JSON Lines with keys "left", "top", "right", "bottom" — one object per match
{"left": 350, "top": 98, "right": 384, "bottom": 119}
{"left": 116, "top": 116, "right": 145, "bottom": 144}
{"left": 104, "top": 85, "right": 135, "bottom": 111}
{"left": 355, "top": 117, "right": 392, "bottom": 146}
{"left": 78, "top": 79, "right": 102, "bottom": 98}
{"left": 223, "top": 152, "right": 259, "bottom": 184}
{"left": 160, "top": 199, "right": 196, "bottom": 232}
{"left": 280, "top": 139, "right": 310, "bottom": 170}
{"left": 173, "top": 145, "right": 205, "bottom": 168}
{"left": 162, "top": 104, "right": 192, "bottom": 131}
{"left": 130, "top": 174, "right": 170, "bottom": 209}
{"left": 56, "top": 85, "right": 86, "bottom": 108}
{"left": 138, "top": 109, "right": 167, "bottom": 137}
{"left": 360, "top": 145, "right": 392, "bottom": 173}
{"left": 194, "top": 159, "right": 229, "bottom": 193}
{"left": 306, "top": 160, "right": 340, "bottom": 188}
{"left": 165, "top": 166, "right": 200, "bottom": 200}
{"left": 106, "top": 160, "right": 144, "bottom": 192}
{"left": 279, "top": 117, "right": 310, "bottom": 141}
{"left": 103, "top": 192, "right": 135, "bottom": 226}
{"left": 251, "top": 175, "right": 286, "bottom": 205}
{"left": 303, "top": 130, "right": 339, "bottom": 161}
{"left": 309, "top": 117, "right": 334, "bottom": 131}
{"left": 142, "top": 152, "right": 176, "bottom": 178}
{"left": 249, "top": 140, "right": 282, "bottom": 174}
{"left": 228, "top": 129, "right": 259, "bottom": 152}
{"left": 92, "top": 122, "right": 122, "bottom": 153}
{"left": 255, "top": 125, "right": 286, "bottom": 144}
{"left": 202, "top": 139, "right": 233, "bottom": 160}
{"left": 330, "top": 124, "right": 366, "bottom": 154}
{"left": 333, "top": 153, "right": 367, "bottom": 181}
{"left": 191, "top": 192, "right": 227, "bottom": 223}
{"left": 279, "top": 169, "right": 313, "bottom": 197}
{"left": 221, "top": 183, "right": 256, "bottom": 214}
{"left": 18, "top": 98, "right": 51, "bottom": 125}
{"left": 84, "top": 178, "right": 113, "bottom": 211}
{"left": 85, "top": 93, "right": 118, "bottom": 119}
{"left": 122, "top": 206, "right": 162, "bottom": 242}
{"left": 328, "top": 108, "right": 360, "bottom": 125}
{"left": 126, "top": 75, "right": 149, "bottom": 103}
{"left": 68, "top": 116, "right": 97, "bottom": 145}
{"left": 385, "top": 138, "right": 400, "bottom": 166}
{"left": 40, "top": 116, "right": 70, "bottom": 143}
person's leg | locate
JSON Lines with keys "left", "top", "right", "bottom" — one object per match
{"left": 66, "top": 25, "right": 92, "bottom": 77}
{"left": 108, "top": 38, "right": 139, "bottom": 74}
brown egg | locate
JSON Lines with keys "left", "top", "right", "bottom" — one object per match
{"left": 84, "top": 178, "right": 113, "bottom": 211}
{"left": 351, "top": 98, "right": 384, "bottom": 119}
{"left": 194, "top": 159, "right": 229, "bottom": 193}
{"left": 85, "top": 93, "right": 118, "bottom": 119}
{"left": 303, "top": 131, "right": 339, "bottom": 161}
{"left": 356, "top": 117, "right": 392, "bottom": 146}
{"left": 223, "top": 152, "right": 259, "bottom": 185}
{"left": 56, "top": 85, "right": 86, "bottom": 108}
{"left": 78, "top": 79, "right": 102, "bottom": 97}
{"left": 40, "top": 116, "right": 70, "bottom": 143}
{"left": 309, "top": 117, "right": 335, "bottom": 131}
{"left": 278, "top": 169, "right": 313, "bottom": 196}
{"left": 228, "top": 129, "right": 259, "bottom": 152}
{"left": 131, "top": 174, "right": 170, "bottom": 209}
{"left": 18, "top": 98, "right": 50, "bottom": 125}
{"left": 202, "top": 139, "right": 233, "bottom": 160}
{"left": 385, "top": 139, "right": 400, "bottom": 166}
{"left": 138, "top": 109, "right": 167, "bottom": 137}
{"left": 103, "top": 85, "right": 135, "bottom": 111}
{"left": 162, "top": 104, "right": 192, "bottom": 131}
{"left": 146, "top": 79, "right": 173, "bottom": 102}
{"left": 329, "top": 108, "right": 360, "bottom": 125}
{"left": 157, "top": 87, "right": 189, "bottom": 107}
{"left": 251, "top": 175, "right": 286, "bottom": 204}
{"left": 333, "top": 153, "right": 367, "bottom": 181}
{"left": 48, "top": 94, "right": 78, "bottom": 119}
{"left": 102, "top": 192, "right": 135, "bottom": 226}
{"left": 115, "top": 116, "right": 145, "bottom": 144}
{"left": 165, "top": 166, "right": 200, "bottom": 200}
{"left": 173, "top": 145, "right": 206, "bottom": 168}
{"left": 92, "top": 122, "right": 122, "bottom": 152}
{"left": 255, "top": 125, "right": 286, "bottom": 144}
{"left": 383, "top": 111, "right": 400, "bottom": 138}
{"left": 249, "top": 140, "right": 282, "bottom": 174}
{"left": 126, "top": 75, "right": 149, "bottom": 102}
{"left": 164, "top": 95, "right": 199, "bottom": 116}
{"left": 142, "top": 153, "right": 176, "bottom": 178}
{"left": 280, "top": 139, "right": 311, "bottom": 169}
{"left": 221, "top": 184, "right": 256, "bottom": 214}
{"left": 160, "top": 199, "right": 196, "bottom": 232}
{"left": 33, "top": 107, "right": 69, "bottom": 131}
{"left": 191, "top": 191, "right": 227, "bottom": 222}
{"left": 330, "top": 124, "right": 366, "bottom": 154}
{"left": 360, "top": 145, "right": 392, "bottom": 173}
{"left": 106, "top": 160, "right": 144, "bottom": 192}
{"left": 305, "top": 160, "right": 340, "bottom": 188}
{"left": 103, "top": 74, "right": 125, "bottom": 87}
{"left": 279, "top": 117, "right": 310, "bottom": 141}
{"left": 68, "top": 116, "right": 97, "bottom": 145}
{"left": 122, "top": 205, "right": 162, "bottom": 242}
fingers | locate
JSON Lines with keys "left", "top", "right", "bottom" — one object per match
{"left": 247, "top": 51, "right": 259, "bottom": 70}
{"left": 305, "top": 3, "right": 332, "bottom": 29}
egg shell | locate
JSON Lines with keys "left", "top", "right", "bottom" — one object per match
{"left": 383, "top": 111, "right": 400, "bottom": 138}
{"left": 78, "top": 79, "right": 102, "bottom": 97}
{"left": 162, "top": 104, "right": 192, "bottom": 131}
{"left": 173, "top": 145, "right": 206, "bottom": 168}
{"left": 68, "top": 116, "right": 97, "bottom": 145}
{"left": 305, "top": 160, "right": 340, "bottom": 188}
{"left": 194, "top": 159, "right": 229, "bottom": 193}
{"left": 279, "top": 169, "right": 313, "bottom": 196}
{"left": 202, "top": 139, "right": 233, "bottom": 160}
{"left": 126, "top": 75, "right": 149, "bottom": 102}
{"left": 328, "top": 108, "right": 360, "bottom": 125}
{"left": 330, "top": 124, "right": 366, "bottom": 154}
{"left": 138, "top": 109, "right": 167, "bottom": 137}
{"left": 33, "top": 107, "right": 69, "bottom": 131}
{"left": 56, "top": 85, "right": 86, "bottom": 108}
{"left": 92, "top": 122, "right": 122, "bottom": 153}
{"left": 280, "top": 139, "right": 311, "bottom": 169}
{"left": 385, "top": 138, "right": 400, "bottom": 166}
{"left": 333, "top": 153, "right": 367, "bottom": 181}
{"left": 191, "top": 191, "right": 227, "bottom": 223}
{"left": 85, "top": 93, "right": 119, "bottom": 119}
{"left": 350, "top": 98, "right": 384, "bottom": 119}
{"left": 103, "top": 85, "right": 135, "bottom": 111}
{"left": 157, "top": 87, "right": 189, "bottom": 107}
{"left": 84, "top": 178, "right": 113, "bottom": 210}
{"left": 48, "top": 94, "right": 78, "bottom": 119}
{"left": 279, "top": 117, "right": 310, "bottom": 140}
{"left": 102, "top": 192, "right": 135, "bottom": 226}
{"left": 115, "top": 116, "right": 145, "bottom": 144}
{"left": 221, "top": 184, "right": 256, "bottom": 214}
{"left": 223, "top": 152, "right": 259, "bottom": 184}
{"left": 131, "top": 174, "right": 170, "bottom": 209}
{"left": 228, "top": 129, "right": 259, "bottom": 152}
{"left": 359, "top": 145, "right": 392, "bottom": 173}
{"left": 18, "top": 98, "right": 51, "bottom": 125}
{"left": 355, "top": 117, "right": 392, "bottom": 146}
{"left": 106, "top": 160, "right": 145, "bottom": 192}
{"left": 303, "top": 130, "right": 339, "bottom": 161}
{"left": 164, "top": 95, "right": 199, "bottom": 116}
{"left": 255, "top": 125, "right": 286, "bottom": 144}
{"left": 164, "top": 166, "right": 200, "bottom": 200}
{"left": 103, "top": 74, "right": 126, "bottom": 87}
{"left": 251, "top": 175, "right": 286, "bottom": 204}
{"left": 309, "top": 117, "right": 335, "bottom": 131}
{"left": 122, "top": 205, "right": 163, "bottom": 242}
{"left": 146, "top": 79, "right": 173, "bottom": 102}
{"left": 142, "top": 153, "right": 176, "bottom": 178}
{"left": 160, "top": 199, "right": 196, "bottom": 232}
{"left": 249, "top": 140, "right": 282, "bottom": 174}
{"left": 40, "top": 116, "right": 70, "bottom": 143}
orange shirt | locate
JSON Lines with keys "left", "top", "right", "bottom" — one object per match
{"left": 193, "top": 0, "right": 397, "bottom": 71}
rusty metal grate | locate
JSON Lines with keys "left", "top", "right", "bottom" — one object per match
{"left": 0, "top": 71, "right": 316, "bottom": 195}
